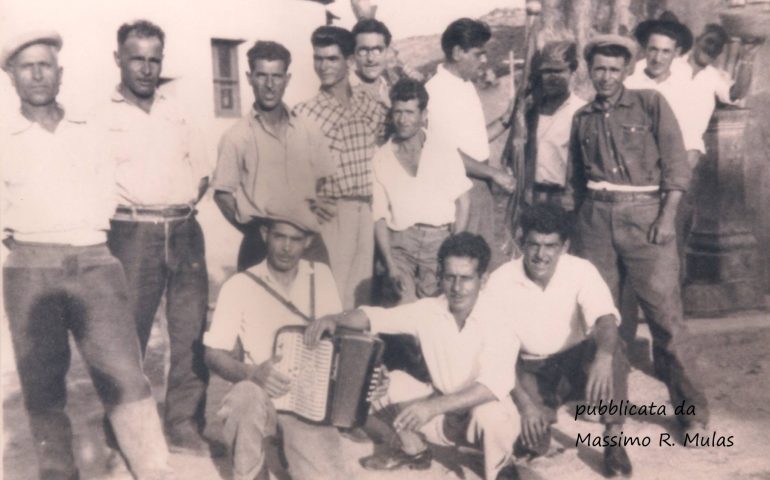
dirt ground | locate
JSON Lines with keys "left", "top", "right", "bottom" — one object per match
{"left": 3, "top": 306, "right": 770, "bottom": 480}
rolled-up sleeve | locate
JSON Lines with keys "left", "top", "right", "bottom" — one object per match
{"left": 203, "top": 278, "right": 243, "bottom": 352}
{"left": 578, "top": 261, "right": 620, "bottom": 333}
{"left": 651, "top": 93, "right": 691, "bottom": 192}
{"left": 212, "top": 130, "right": 242, "bottom": 193}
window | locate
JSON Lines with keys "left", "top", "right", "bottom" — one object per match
{"left": 211, "top": 39, "right": 244, "bottom": 117}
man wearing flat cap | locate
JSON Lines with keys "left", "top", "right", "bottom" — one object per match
{"left": 522, "top": 41, "right": 586, "bottom": 210}
{"left": 568, "top": 34, "right": 710, "bottom": 446}
{"left": 203, "top": 196, "right": 348, "bottom": 479}
{"left": 1, "top": 31, "right": 171, "bottom": 479}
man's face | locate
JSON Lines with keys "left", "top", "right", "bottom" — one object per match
{"left": 693, "top": 33, "right": 721, "bottom": 67}
{"left": 644, "top": 33, "right": 680, "bottom": 79}
{"left": 7, "top": 43, "right": 62, "bottom": 107}
{"left": 391, "top": 99, "right": 426, "bottom": 141}
{"left": 440, "top": 256, "right": 486, "bottom": 319}
{"left": 313, "top": 44, "right": 350, "bottom": 88}
{"left": 262, "top": 222, "right": 312, "bottom": 273}
{"left": 115, "top": 34, "right": 163, "bottom": 99}
{"left": 354, "top": 32, "right": 387, "bottom": 82}
{"left": 589, "top": 54, "right": 628, "bottom": 98}
{"left": 248, "top": 59, "right": 290, "bottom": 111}
{"left": 522, "top": 231, "right": 567, "bottom": 287}
{"left": 453, "top": 45, "right": 488, "bottom": 81}
{"left": 539, "top": 66, "right": 572, "bottom": 98}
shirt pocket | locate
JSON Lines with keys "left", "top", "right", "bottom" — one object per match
{"left": 621, "top": 123, "right": 651, "bottom": 154}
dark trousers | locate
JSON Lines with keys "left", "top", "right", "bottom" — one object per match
{"left": 108, "top": 216, "right": 209, "bottom": 430}
{"left": 517, "top": 340, "right": 629, "bottom": 427}
{"left": 574, "top": 198, "right": 709, "bottom": 426}
{"left": 3, "top": 242, "right": 152, "bottom": 479}
{"left": 236, "top": 217, "right": 330, "bottom": 272}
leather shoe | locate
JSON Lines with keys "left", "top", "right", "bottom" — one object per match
{"left": 360, "top": 448, "right": 432, "bottom": 471}
{"left": 603, "top": 446, "right": 632, "bottom": 477}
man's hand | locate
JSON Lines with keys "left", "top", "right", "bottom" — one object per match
{"left": 249, "top": 356, "right": 291, "bottom": 398}
{"left": 586, "top": 353, "right": 614, "bottom": 405}
{"left": 491, "top": 169, "right": 516, "bottom": 194}
{"left": 304, "top": 314, "right": 339, "bottom": 347}
{"left": 394, "top": 399, "right": 438, "bottom": 433}
{"left": 520, "top": 404, "right": 551, "bottom": 449}
{"left": 309, "top": 196, "right": 337, "bottom": 223}
{"left": 647, "top": 214, "right": 676, "bottom": 244}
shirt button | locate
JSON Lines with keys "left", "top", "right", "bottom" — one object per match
{"left": 612, "top": 167, "right": 619, "bottom": 173}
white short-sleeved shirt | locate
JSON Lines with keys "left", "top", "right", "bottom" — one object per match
{"left": 535, "top": 93, "right": 587, "bottom": 186}
{"left": 425, "top": 64, "right": 490, "bottom": 162}
{"left": 483, "top": 254, "right": 619, "bottom": 359}
{"left": 372, "top": 132, "right": 472, "bottom": 230}
{"left": 1, "top": 108, "right": 116, "bottom": 245}
{"left": 204, "top": 260, "right": 342, "bottom": 365}
{"left": 361, "top": 296, "right": 519, "bottom": 400}
{"left": 683, "top": 59, "right": 736, "bottom": 153}
{"left": 95, "top": 88, "right": 211, "bottom": 207}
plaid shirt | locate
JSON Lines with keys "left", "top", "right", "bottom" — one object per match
{"left": 294, "top": 89, "right": 387, "bottom": 198}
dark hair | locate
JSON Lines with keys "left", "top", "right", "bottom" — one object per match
{"left": 437, "top": 232, "right": 491, "bottom": 276}
{"left": 520, "top": 204, "right": 573, "bottom": 242}
{"left": 586, "top": 44, "right": 632, "bottom": 66}
{"left": 389, "top": 78, "right": 429, "bottom": 110}
{"left": 699, "top": 24, "right": 728, "bottom": 57}
{"left": 311, "top": 26, "right": 355, "bottom": 57}
{"left": 440, "top": 18, "right": 491, "bottom": 60}
{"left": 534, "top": 41, "right": 579, "bottom": 73}
{"left": 352, "top": 19, "right": 392, "bottom": 47}
{"left": 246, "top": 40, "right": 291, "bottom": 71}
{"left": 117, "top": 20, "right": 165, "bottom": 47}
{"left": 644, "top": 25, "right": 681, "bottom": 47}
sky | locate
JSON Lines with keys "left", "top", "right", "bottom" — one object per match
{"left": 328, "top": 0, "right": 526, "bottom": 39}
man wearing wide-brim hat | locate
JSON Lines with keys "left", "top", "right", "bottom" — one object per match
{"left": 203, "top": 195, "right": 349, "bottom": 480}
{"left": 1, "top": 30, "right": 172, "bottom": 479}
{"left": 568, "top": 33, "right": 711, "bottom": 466}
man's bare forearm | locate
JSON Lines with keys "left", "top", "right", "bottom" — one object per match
{"left": 592, "top": 315, "right": 619, "bottom": 357}
{"left": 205, "top": 347, "right": 250, "bottom": 384}
{"left": 374, "top": 219, "right": 395, "bottom": 271}
{"left": 425, "top": 382, "right": 496, "bottom": 417}
{"left": 454, "top": 192, "right": 470, "bottom": 233}
{"left": 213, "top": 190, "right": 241, "bottom": 230}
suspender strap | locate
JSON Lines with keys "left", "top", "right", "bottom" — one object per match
{"left": 241, "top": 265, "right": 316, "bottom": 323}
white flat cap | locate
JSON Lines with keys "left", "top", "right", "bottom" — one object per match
{"left": 1, "top": 30, "right": 62, "bottom": 69}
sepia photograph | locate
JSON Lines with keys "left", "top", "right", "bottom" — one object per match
{"left": 1, "top": 0, "right": 769, "bottom": 478}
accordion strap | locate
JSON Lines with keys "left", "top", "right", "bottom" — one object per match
{"left": 242, "top": 262, "right": 316, "bottom": 323}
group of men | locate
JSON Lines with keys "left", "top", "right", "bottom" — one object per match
{"left": 0, "top": 7, "right": 758, "bottom": 480}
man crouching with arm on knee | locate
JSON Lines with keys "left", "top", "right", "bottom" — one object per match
{"left": 306, "top": 233, "right": 521, "bottom": 480}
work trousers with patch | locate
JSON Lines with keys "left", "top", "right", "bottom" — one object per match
{"left": 2, "top": 242, "right": 169, "bottom": 480}
{"left": 108, "top": 215, "right": 209, "bottom": 431}
{"left": 517, "top": 340, "right": 629, "bottom": 429}
{"left": 319, "top": 198, "right": 374, "bottom": 309}
{"left": 382, "top": 370, "right": 520, "bottom": 480}
{"left": 217, "top": 381, "right": 347, "bottom": 480}
{"left": 574, "top": 197, "right": 709, "bottom": 427}
{"left": 236, "top": 217, "right": 330, "bottom": 272}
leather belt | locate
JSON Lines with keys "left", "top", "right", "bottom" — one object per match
{"left": 114, "top": 205, "right": 195, "bottom": 221}
{"left": 533, "top": 183, "right": 566, "bottom": 194}
{"left": 587, "top": 189, "right": 660, "bottom": 202}
{"left": 413, "top": 223, "right": 451, "bottom": 230}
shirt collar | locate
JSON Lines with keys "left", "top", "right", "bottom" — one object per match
{"left": 6, "top": 105, "right": 85, "bottom": 135}
{"left": 110, "top": 85, "right": 167, "bottom": 106}
{"left": 508, "top": 256, "right": 565, "bottom": 291}
{"left": 250, "top": 103, "right": 295, "bottom": 128}
{"left": 588, "top": 86, "right": 633, "bottom": 112}
{"left": 251, "top": 259, "right": 310, "bottom": 293}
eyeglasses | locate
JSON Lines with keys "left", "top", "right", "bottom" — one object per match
{"left": 355, "top": 46, "right": 385, "bottom": 58}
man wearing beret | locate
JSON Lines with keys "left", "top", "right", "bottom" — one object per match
{"left": 203, "top": 197, "right": 347, "bottom": 480}
{"left": 1, "top": 31, "right": 170, "bottom": 479}
{"left": 523, "top": 41, "right": 586, "bottom": 210}
{"left": 568, "top": 35, "right": 710, "bottom": 442}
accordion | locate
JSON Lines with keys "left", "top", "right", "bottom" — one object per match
{"left": 271, "top": 325, "right": 384, "bottom": 428}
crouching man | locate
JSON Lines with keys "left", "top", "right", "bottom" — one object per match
{"left": 305, "top": 233, "right": 520, "bottom": 480}
{"left": 484, "top": 204, "right": 632, "bottom": 477}
{"left": 203, "top": 198, "right": 347, "bottom": 480}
